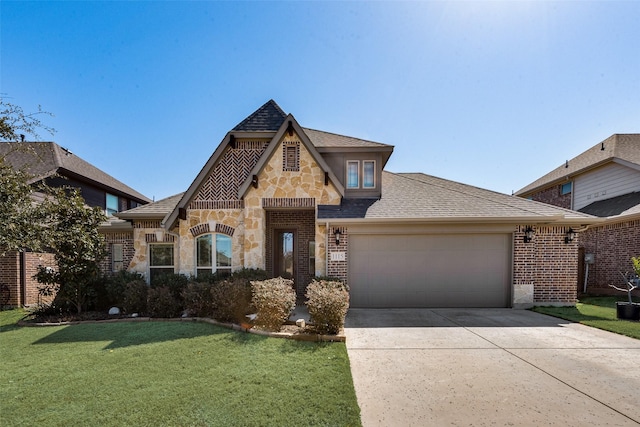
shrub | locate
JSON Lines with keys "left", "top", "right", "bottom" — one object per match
{"left": 182, "top": 281, "right": 215, "bottom": 317}
{"left": 251, "top": 277, "right": 296, "bottom": 331}
{"left": 305, "top": 279, "right": 349, "bottom": 335}
{"left": 232, "top": 268, "right": 269, "bottom": 281}
{"left": 104, "top": 270, "right": 145, "bottom": 307}
{"left": 151, "top": 273, "right": 189, "bottom": 307}
{"left": 211, "top": 277, "right": 253, "bottom": 323}
{"left": 122, "top": 280, "right": 148, "bottom": 314}
{"left": 147, "top": 286, "right": 180, "bottom": 318}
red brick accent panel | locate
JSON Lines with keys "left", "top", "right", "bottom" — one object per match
{"left": 513, "top": 225, "right": 578, "bottom": 304}
{"left": 0, "top": 251, "right": 56, "bottom": 307}
{"left": 327, "top": 227, "right": 348, "bottom": 284}
{"left": 529, "top": 185, "right": 572, "bottom": 209}
{"left": 265, "top": 210, "right": 316, "bottom": 297}
{"left": 101, "top": 232, "right": 135, "bottom": 274}
{"left": 580, "top": 219, "right": 640, "bottom": 295}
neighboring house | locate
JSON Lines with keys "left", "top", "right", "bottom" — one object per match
{"left": 0, "top": 142, "right": 151, "bottom": 306}
{"left": 110, "top": 100, "right": 598, "bottom": 308}
{"left": 515, "top": 134, "right": 640, "bottom": 295}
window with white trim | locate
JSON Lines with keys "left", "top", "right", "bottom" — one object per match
{"left": 149, "top": 243, "right": 174, "bottom": 284}
{"left": 196, "top": 234, "right": 232, "bottom": 277}
{"left": 363, "top": 160, "right": 375, "bottom": 188}
{"left": 112, "top": 243, "right": 124, "bottom": 272}
{"left": 346, "top": 160, "right": 359, "bottom": 189}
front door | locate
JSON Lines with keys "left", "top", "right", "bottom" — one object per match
{"left": 274, "top": 230, "right": 295, "bottom": 281}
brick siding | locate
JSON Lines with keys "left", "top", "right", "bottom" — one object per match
{"left": 327, "top": 226, "right": 348, "bottom": 284}
{"left": 529, "top": 185, "right": 572, "bottom": 209}
{"left": 0, "top": 251, "right": 56, "bottom": 307}
{"left": 513, "top": 225, "right": 578, "bottom": 304}
{"left": 100, "top": 232, "right": 135, "bottom": 274}
{"left": 580, "top": 218, "right": 640, "bottom": 296}
{"left": 265, "top": 210, "right": 316, "bottom": 297}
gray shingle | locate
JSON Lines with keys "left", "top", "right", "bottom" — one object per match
{"left": 578, "top": 192, "right": 640, "bottom": 217}
{"left": 232, "top": 99, "right": 287, "bottom": 132}
{"left": 117, "top": 192, "right": 184, "bottom": 219}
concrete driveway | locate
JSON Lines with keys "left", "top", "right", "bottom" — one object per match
{"left": 345, "top": 308, "right": 640, "bottom": 426}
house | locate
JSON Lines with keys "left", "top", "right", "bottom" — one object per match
{"left": 114, "top": 100, "right": 599, "bottom": 308}
{"left": 0, "top": 141, "right": 151, "bottom": 306}
{"left": 515, "top": 134, "right": 640, "bottom": 295}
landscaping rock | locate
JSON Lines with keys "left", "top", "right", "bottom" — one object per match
{"left": 108, "top": 307, "right": 120, "bottom": 315}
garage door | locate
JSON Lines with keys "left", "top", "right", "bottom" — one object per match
{"left": 348, "top": 234, "right": 511, "bottom": 308}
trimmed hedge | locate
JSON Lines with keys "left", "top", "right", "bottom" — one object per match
{"left": 305, "top": 279, "right": 349, "bottom": 334}
{"left": 251, "top": 277, "right": 296, "bottom": 331}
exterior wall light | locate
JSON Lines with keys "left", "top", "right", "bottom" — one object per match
{"left": 334, "top": 228, "right": 342, "bottom": 246}
{"left": 565, "top": 228, "right": 576, "bottom": 244}
{"left": 523, "top": 227, "right": 534, "bottom": 243}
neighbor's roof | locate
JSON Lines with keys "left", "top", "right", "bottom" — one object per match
{"left": 516, "top": 134, "right": 640, "bottom": 196}
{"left": 578, "top": 191, "right": 640, "bottom": 218}
{"left": 0, "top": 142, "right": 151, "bottom": 203}
{"left": 116, "top": 193, "right": 184, "bottom": 219}
{"left": 318, "top": 171, "right": 599, "bottom": 224}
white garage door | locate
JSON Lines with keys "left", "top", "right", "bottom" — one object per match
{"left": 348, "top": 234, "right": 512, "bottom": 308}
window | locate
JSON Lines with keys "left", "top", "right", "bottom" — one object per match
{"left": 283, "top": 143, "right": 299, "bottom": 171}
{"left": 149, "top": 244, "right": 174, "bottom": 284}
{"left": 106, "top": 193, "right": 119, "bottom": 216}
{"left": 196, "top": 234, "right": 232, "bottom": 277}
{"left": 309, "top": 241, "right": 315, "bottom": 276}
{"left": 112, "top": 243, "right": 124, "bottom": 272}
{"left": 561, "top": 182, "right": 572, "bottom": 195}
{"left": 347, "top": 161, "right": 359, "bottom": 188}
{"left": 363, "top": 160, "right": 375, "bottom": 188}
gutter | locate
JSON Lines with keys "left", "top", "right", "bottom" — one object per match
{"left": 316, "top": 215, "right": 604, "bottom": 226}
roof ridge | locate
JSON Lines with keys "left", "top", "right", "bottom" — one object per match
{"left": 303, "top": 127, "right": 390, "bottom": 146}
{"left": 232, "top": 99, "right": 287, "bottom": 131}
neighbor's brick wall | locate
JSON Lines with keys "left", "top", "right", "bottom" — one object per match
{"left": 513, "top": 225, "right": 578, "bottom": 304}
{"left": 580, "top": 218, "right": 640, "bottom": 295}
{"left": 327, "top": 226, "right": 348, "bottom": 284}
{"left": 0, "top": 252, "right": 20, "bottom": 306}
{"left": 529, "top": 185, "right": 572, "bottom": 209}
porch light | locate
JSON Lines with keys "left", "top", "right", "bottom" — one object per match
{"left": 334, "top": 228, "right": 342, "bottom": 246}
{"left": 565, "top": 228, "right": 576, "bottom": 244}
{"left": 154, "top": 229, "right": 164, "bottom": 242}
{"left": 523, "top": 227, "right": 534, "bottom": 243}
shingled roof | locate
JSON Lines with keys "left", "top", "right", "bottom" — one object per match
{"left": 319, "top": 171, "right": 598, "bottom": 223}
{"left": 0, "top": 142, "right": 150, "bottom": 203}
{"left": 117, "top": 193, "right": 184, "bottom": 219}
{"left": 578, "top": 191, "right": 640, "bottom": 218}
{"left": 516, "top": 134, "right": 640, "bottom": 196}
{"left": 232, "top": 99, "right": 287, "bottom": 132}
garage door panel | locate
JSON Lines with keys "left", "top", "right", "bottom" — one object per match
{"left": 348, "top": 234, "right": 511, "bottom": 308}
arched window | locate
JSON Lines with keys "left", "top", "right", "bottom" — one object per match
{"left": 196, "top": 234, "right": 232, "bottom": 277}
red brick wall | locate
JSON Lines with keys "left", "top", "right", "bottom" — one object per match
{"left": 0, "top": 251, "right": 56, "bottom": 307}
{"left": 580, "top": 219, "right": 640, "bottom": 295}
{"left": 100, "top": 232, "right": 135, "bottom": 274}
{"left": 513, "top": 225, "right": 578, "bottom": 304}
{"left": 265, "top": 210, "right": 316, "bottom": 297}
{"left": 529, "top": 185, "right": 572, "bottom": 209}
{"left": 327, "top": 226, "right": 348, "bottom": 283}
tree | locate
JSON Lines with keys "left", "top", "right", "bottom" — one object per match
{"left": 35, "top": 187, "right": 107, "bottom": 313}
{"left": 0, "top": 98, "right": 55, "bottom": 142}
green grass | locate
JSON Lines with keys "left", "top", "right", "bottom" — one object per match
{"left": 0, "top": 310, "right": 361, "bottom": 427}
{"left": 533, "top": 296, "right": 640, "bottom": 340}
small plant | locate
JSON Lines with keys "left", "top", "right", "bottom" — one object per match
{"left": 610, "top": 256, "right": 640, "bottom": 304}
{"left": 211, "top": 277, "right": 253, "bottom": 323}
{"left": 251, "top": 277, "right": 296, "bottom": 331}
{"left": 147, "top": 286, "right": 180, "bottom": 318}
{"left": 305, "top": 279, "right": 349, "bottom": 335}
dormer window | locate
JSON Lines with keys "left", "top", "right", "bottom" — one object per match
{"left": 347, "top": 161, "right": 359, "bottom": 188}
{"left": 363, "top": 160, "right": 375, "bottom": 188}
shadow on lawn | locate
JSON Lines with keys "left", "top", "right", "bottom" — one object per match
{"left": 32, "top": 320, "right": 232, "bottom": 350}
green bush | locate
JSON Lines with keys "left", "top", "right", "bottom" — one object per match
{"left": 151, "top": 273, "right": 189, "bottom": 308}
{"left": 147, "top": 286, "right": 180, "bottom": 318}
{"left": 232, "top": 268, "right": 269, "bottom": 281}
{"left": 104, "top": 271, "right": 145, "bottom": 306}
{"left": 251, "top": 277, "right": 296, "bottom": 331}
{"left": 182, "top": 281, "right": 215, "bottom": 317}
{"left": 211, "top": 277, "right": 253, "bottom": 323}
{"left": 305, "top": 279, "right": 349, "bottom": 335}
{"left": 122, "top": 280, "right": 148, "bottom": 314}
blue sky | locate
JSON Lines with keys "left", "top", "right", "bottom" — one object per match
{"left": 1, "top": 1, "right": 638, "bottom": 201}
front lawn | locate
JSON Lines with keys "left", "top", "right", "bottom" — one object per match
{"left": 532, "top": 296, "right": 640, "bottom": 340}
{"left": 0, "top": 310, "right": 361, "bottom": 427}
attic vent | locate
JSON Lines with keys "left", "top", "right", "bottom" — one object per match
{"left": 283, "top": 142, "right": 300, "bottom": 171}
